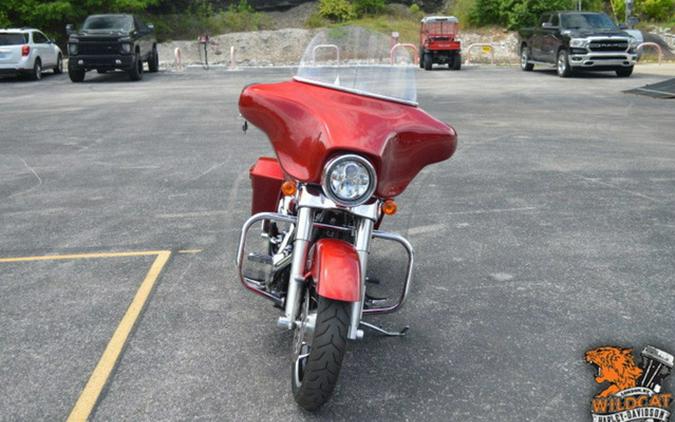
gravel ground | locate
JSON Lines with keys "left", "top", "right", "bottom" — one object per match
{"left": 0, "top": 63, "right": 674, "bottom": 421}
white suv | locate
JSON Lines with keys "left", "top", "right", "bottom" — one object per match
{"left": 0, "top": 28, "right": 63, "bottom": 80}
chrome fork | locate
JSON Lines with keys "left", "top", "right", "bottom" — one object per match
{"left": 349, "top": 217, "right": 374, "bottom": 340}
{"left": 278, "top": 206, "right": 314, "bottom": 330}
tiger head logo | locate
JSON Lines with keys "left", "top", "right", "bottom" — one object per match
{"left": 585, "top": 346, "right": 643, "bottom": 398}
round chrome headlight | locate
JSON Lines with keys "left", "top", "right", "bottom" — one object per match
{"left": 322, "top": 155, "right": 376, "bottom": 207}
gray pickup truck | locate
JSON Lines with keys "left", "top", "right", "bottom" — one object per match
{"left": 519, "top": 11, "right": 638, "bottom": 77}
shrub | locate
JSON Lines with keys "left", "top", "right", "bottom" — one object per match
{"left": 306, "top": 11, "right": 329, "bottom": 28}
{"left": 640, "top": 0, "right": 673, "bottom": 21}
{"left": 354, "top": 0, "right": 387, "bottom": 15}
{"left": 319, "top": 0, "right": 357, "bottom": 22}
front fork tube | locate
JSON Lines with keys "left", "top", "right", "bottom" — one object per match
{"left": 277, "top": 207, "right": 374, "bottom": 339}
{"left": 348, "top": 218, "right": 374, "bottom": 340}
{"left": 278, "top": 207, "right": 314, "bottom": 330}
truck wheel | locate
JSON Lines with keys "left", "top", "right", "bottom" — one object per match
{"left": 54, "top": 55, "right": 63, "bottom": 74}
{"left": 616, "top": 66, "right": 633, "bottom": 77}
{"left": 452, "top": 54, "right": 461, "bottom": 70}
{"left": 30, "top": 59, "right": 42, "bottom": 81}
{"left": 423, "top": 53, "right": 432, "bottom": 71}
{"left": 68, "top": 64, "right": 85, "bottom": 83}
{"left": 556, "top": 49, "right": 572, "bottom": 78}
{"left": 520, "top": 47, "right": 534, "bottom": 71}
{"left": 148, "top": 46, "right": 159, "bottom": 73}
{"left": 292, "top": 295, "right": 349, "bottom": 410}
{"left": 128, "top": 54, "right": 143, "bottom": 81}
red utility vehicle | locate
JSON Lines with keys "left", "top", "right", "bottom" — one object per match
{"left": 236, "top": 29, "right": 457, "bottom": 410}
{"left": 420, "top": 16, "right": 462, "bottom": 70}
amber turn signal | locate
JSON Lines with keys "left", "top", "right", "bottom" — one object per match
{"left": 281, "top": 180, "right": 297, "bottom": 196}
{"left": 382, "top": 199, "right": 397, "bottom": 215}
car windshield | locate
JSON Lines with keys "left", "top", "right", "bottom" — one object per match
{"left": 0, "top": 33, "right": 28, "bottom": 45}
{"left": 561, "top": 13, "right": 618, "bottom": 30}
{"left": 295, "top": 27, "right": 417, "bottom": 105}
{"left": 82, "top": 15, "right": 134, "bottom": 32}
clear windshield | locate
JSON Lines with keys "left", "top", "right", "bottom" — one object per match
{"left": 295, "top": 27, "right": 417, "bottom": 105}
{"left": 561, "top": 13, "right": 618, "bottom": 31}
{"left": 82, "top": 15, "right": 134, "bottom": 32}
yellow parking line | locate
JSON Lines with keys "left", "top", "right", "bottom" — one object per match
{"left": 66, "top": 250, "right": 172, "bottom": 422}
{"left": 0, "top": 249, "right": 173, "bottom": 421}
{"left": 0, "top": 250, "right": 168, "bottom": 263}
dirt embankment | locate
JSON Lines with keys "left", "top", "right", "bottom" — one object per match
{"left": 158, "top": 28, "right": 521, "bottom": 67}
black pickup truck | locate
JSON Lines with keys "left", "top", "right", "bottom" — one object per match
{"left": 66, "top": 14, "right": 158, "bottom": 82}
{"left": 519, "top": 11, "right": 638, "bottom": 77}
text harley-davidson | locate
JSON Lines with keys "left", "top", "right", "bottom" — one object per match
{"left": 236, "top": 29, "right": 457, "bottom": 410}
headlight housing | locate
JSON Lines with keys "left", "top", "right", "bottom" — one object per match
{"left": 120, "top": 43, "right": 132, "bottom": 54}
{"left": 321, "top": 154, "right": 377, "bottom": 207}
{"left": 569, "top": 38, "right": 590, "bottom": 48}
{"left": 68, "top": 43, "right": 78, "bottom": 55}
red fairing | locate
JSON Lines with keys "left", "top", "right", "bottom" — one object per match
{"left": 239, "top": 80, "right": 457, "bottom": 198}
{"left": 307, "top": 239, "right": 361, "bottom": 302}
{"left": 249, "top": 157, "right": 284, "bottom": 214}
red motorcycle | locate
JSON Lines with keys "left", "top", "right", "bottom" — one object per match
{"left": 236, "top": 29, "right": 457, "bottom": 410}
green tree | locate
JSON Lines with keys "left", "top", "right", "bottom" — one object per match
{"left": 354, "top": 0, "right": 387, "bottom": 15}
{"left": 319, "top": 0, "right": 357, "bottom": 21}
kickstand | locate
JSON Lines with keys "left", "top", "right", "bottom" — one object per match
{"left": 360, "top": 321, "right": 409, "bottom": 337}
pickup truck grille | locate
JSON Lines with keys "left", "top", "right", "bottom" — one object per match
{"left": 78, "top": 41, "right": 120, "bottom": 55}
{"left": 589, "top": 40, "right": 628, "bottom": 52}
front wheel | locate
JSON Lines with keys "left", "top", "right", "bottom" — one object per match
{"left": 292, "top": 295, "right": 350, "bottom": 410}
{"left": 452, "top": 53, "right": 461, "bottom": 70}
{"left": 557, "top": 49, "right": 573, "bottom": 78}
{"left": 68, "top": 64, "right": 85, "bottom": 82}
{"left": 616, "top": 66, "right": 633, "bottom": 77}
{"left": 128, "top": 54, "right": 143, "bottom": 81}
{"left": 521, "top": 47, "right": 534, "bottom": 71}
{"left": 423, "top": 53, "right": 432, "bottom": 70}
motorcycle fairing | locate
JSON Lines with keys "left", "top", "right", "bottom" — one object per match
{"left": 239, "top": 80, "right": 457, "bottom": 198}
{"left": 307, "top": 238, "right": 361, "bottom": 302}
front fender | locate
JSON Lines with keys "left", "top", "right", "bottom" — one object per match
{"left": 307, "top": 239, "right": 361, "bottom": 302}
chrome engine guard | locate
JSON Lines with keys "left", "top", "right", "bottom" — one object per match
{"left": 235, "top": 211, "right": 415, "bottom": 314}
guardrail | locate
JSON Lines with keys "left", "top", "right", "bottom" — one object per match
{"left": 312, "top": 44, "right": 340, "bottom": 65}
{"left": 464, "top": 43, "right": 495, "bottom": 65}
{"left": 390, "top": 43, "right": 419, "bottom": 64}
{"left": 637, "top": 42, "right": 664, "bottom": 65}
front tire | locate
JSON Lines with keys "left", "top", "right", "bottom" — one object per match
{"left": 521, "top": 46, "right": 534, "bottom": 71}
{"left": 616, "top": 66, "right": 633, "bottom": 77}
{"left": 557, "top": 49, "right": 573, "bottom": 78}
{"left": 68, "top": 63, "right": 85, "bottom": 82}
{"left": 128, "top": 53, "right": 143, "bottom": 81}
{"left": 292, "top": 295, "right": 350, "bottom": 411}
{"left": 452, "top": 53, "right": 461, "bottom": 70}
{"left": 423, "top": 53, "right": 432, "bottom": 70}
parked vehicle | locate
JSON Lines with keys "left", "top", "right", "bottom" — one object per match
{"left": 420, "top": 16, "right": 462, "bottom": 70}
{"left": 519, "top": 11, "right": 638, "bottom": 77}
{"left": 66, "top": 14, "right": 158, "bottom": 82}
{"left": 236, "top": 29, "right": 457, "bottom": 410}
{"left": 0, "top": 28, "right": 63, "bottom": 80}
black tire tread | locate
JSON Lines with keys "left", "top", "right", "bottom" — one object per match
{"left": 293, "top": 297, "right": 350, "bottom": 411}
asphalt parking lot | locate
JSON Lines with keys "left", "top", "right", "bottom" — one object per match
{"left": 1, "top": 64, "right": 674, "bottom": 421}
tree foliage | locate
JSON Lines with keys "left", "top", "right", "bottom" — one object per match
{"left": 319, "top": 0, "right": 358, "bottom": 21}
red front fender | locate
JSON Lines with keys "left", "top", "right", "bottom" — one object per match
{"left": 307, "top": 239, "right": 361, "bottom": 302}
